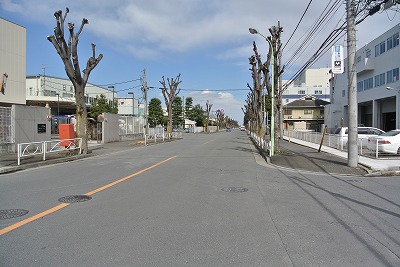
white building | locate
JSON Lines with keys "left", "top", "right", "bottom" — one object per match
{"left": 26, "top": 75, "right": 116, "bottom": 116}
{"left": 0, "top": 18, "right": 26, "bottom": 106}
{"left": 282, "top": 68, "right": 331, "bottom": 105}
{"left": 325, "top": 24, "right": 400, "bottom": 132}
{"left": 117, "top": 97, "right": 140, "bottom": 116}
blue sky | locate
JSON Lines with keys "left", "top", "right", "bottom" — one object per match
{"left": 1, "top": 0, "right": 399, "bottom": 123}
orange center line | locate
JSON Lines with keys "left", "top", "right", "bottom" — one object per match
{"left": 0, "top": 156, "right": 177, "bottom": 236}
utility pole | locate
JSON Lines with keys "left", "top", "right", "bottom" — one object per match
{"left": 277, "top": 21, "right": 284, "bottom": 147}
{"left": 346, "top": 0, "right": 358, "bottom": 167}
{"left": 41, "top": 64, "right": 47, "bottom": 95}
{"left": 142, "top": 68, "right": 148, "bottom": 145}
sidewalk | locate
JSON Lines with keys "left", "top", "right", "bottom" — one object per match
{"left": 276, "top": 136, "right": 400, "bottom": 176}
{"left": 0, "top": 139, "right": 146, "bottom": 175}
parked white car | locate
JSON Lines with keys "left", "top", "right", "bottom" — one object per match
{"left": 367, "top": 129, "right": 400, "bottom": 154}
{"left": 334, "top": 127, "right": 385, "bottom": 147}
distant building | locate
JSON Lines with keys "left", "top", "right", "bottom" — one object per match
{"left": 26, "top": 75, "right": 115, "bottom": 116}
{"left": 282, "top": 68, "right": 331, "bottom": 105}
{"left": 0, "top": 18, "right": 26, "bottom": 106}
{"left": 325, "top": 24, "right": 400, "bottom": 132}
{"left": 117, "top": 97, "right": 141, "bottom": 116}
{"left": 283, "top": 95, "right": 329, "bottom": 131}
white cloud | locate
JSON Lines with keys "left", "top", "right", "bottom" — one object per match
{"left": 3, "top": 0, "right": 398, "bottom": 65}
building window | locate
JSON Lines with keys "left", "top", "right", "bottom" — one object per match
{"left": 365, "top": 48, "right": 371, "bottom": 58}
{"left": 387, "top": 68, "right": 400, "bottom": 83}
{"left": 283, "top": 109, "right": 292, "bottom": 115}
{"left": 375, "top": 41, "right": 385, "bottom": 57}
{"left": 304, "top": 110, "right": 312, "bottom": 115}
{"left": 387, "top": 36, "right": 393, "bottom": 50}
{"left": 314, "top": 90, "right": 322, "bottom": 94}
{"left": 357, "top": 81, "right": 364, "bottom": 92}
{"left": 374, "top": 73, "right": 385, "bottom": 87}
{"left": 63, "top": 85, "right": 66, "bottom": 91}
{"left": 342, "top": 90, "right": 345, "bottom": 97}
{"left": 298, "top": 90, "right": 305, "bottom": 94}
{"left": 356, "top": 56, "right": 361, "bottom": 63}
{"left": 364, "top": 77, "right": 374, "bottom": 90}
{"left": 393, "top": 32, "right": 399, "bottom": 47}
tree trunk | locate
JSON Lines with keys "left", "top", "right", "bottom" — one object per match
{"left": 75, "top": 83, "right": 88, "bottom": 153}
{"left": 167, "top": 103, "right": 173, "bottom": 138}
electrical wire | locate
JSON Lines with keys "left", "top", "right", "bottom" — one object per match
{"left": 282, "top": 0, "right": 314, "bottom": 51}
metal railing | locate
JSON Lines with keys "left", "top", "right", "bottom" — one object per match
{"left": 17, "top": 138, "right": 82, "bottom": 165}
{"left": 284, "top": 130, "right": 399, "bottom": 159}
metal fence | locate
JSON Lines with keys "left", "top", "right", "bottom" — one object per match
{"left": 119, "top": 116, "right": 145, "bottom": 135}
{"left": 0, "top": 107, "right": 13, "bottom": 144}
{"left": 17, "top": 138, "right": 82, "bottom": 165}
{"left": 284, "top": 129, "right": 400, "bottom": 159}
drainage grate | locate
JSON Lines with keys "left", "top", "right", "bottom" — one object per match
{"left": 58, "top": 195, "right": 92, "bottom": 203}
{"left": 221, "top": 187, "right": 248, "bottom": 193}
{"left": 0, "top": 209, "right": 29, "bottom": 220}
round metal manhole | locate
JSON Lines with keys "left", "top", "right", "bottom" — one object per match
{"left": 221, "top": 187, "right": 248, "bottom": 193}
{"left": 58, "top": 195, "right": 92, "bottom": 203}
{"left": 0, "top": 209, "right": 29, "bottom": 220}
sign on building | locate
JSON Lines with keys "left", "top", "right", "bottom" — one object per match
{"left": 331, "top": 45, "right": 344, "bottom": 74}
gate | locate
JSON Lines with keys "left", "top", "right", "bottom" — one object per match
{"left": 0, "top": 107, "right": 13, "bottom": 151}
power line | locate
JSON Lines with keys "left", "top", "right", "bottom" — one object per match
{"left": 282, "top": 0, "right": 314, "bottom": 51}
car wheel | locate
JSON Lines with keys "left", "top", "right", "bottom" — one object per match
{"left": 397, "top": 147, "right": 400, "bottom": 155}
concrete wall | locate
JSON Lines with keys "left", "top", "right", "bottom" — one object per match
{"left": 0, "top": 18, "right": 26, "bottom": 105}
{"left": 102, "top": 113, "right": 120, "bottom": 143}
{"left": 12, "top": 105, "right": 51, "bottom": 151}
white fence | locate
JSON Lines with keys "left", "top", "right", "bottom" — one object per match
{"left": 284, "top": 130, "right": 399, "bottom": 159}
{"left": 17, "top": 138, "right": 82, "bottom": 165}
{"left": 119, "top": 116, "right": 145, "bottom": 135}
{"left": 145, "top": 128, "right": 183, "bottom": 143}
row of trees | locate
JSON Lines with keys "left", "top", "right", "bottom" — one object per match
{"left": 148, "top": 96, "right": 237, "bottom": 130}
{"left": 48, "top": 8, "right": 238, "bottom": 153}
{"left": 243, "top": 26, "right": 283, "bottom": 153}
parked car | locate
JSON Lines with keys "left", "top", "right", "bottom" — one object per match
{"left": 239, "top": 126, "right": 246, "bottom": 131}
{"left": 334, "top": 127, "right": 385, "bottom": 147}
{"left": 367, "top": 129, "right": 400, "bottom": 154}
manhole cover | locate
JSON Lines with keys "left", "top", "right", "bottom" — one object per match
{"left": 0, "top": 209, "right": 29, "bottom": 220}
{"left": 221, "top": 187, "right": 248, "bottom": 193}
{"left": 347, "top": 180, "right": 362, "bottom": 183}
{"left": 58, "top": 195, "right": 92, "bottom": 203}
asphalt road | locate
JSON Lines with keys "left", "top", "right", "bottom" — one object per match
{"left": 1, "top": 131, "right": 400, "bottom": 266}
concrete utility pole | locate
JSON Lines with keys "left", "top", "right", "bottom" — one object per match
{"left": 346, "top": 0, "right": 358, "bottom": 167}
{"left": 142, "top": 68, "right": 148, "bottom": 145}
{"left": 277, "top": 21, "right": 284, "bottom": 146}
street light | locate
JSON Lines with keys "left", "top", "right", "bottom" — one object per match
{"left": 108, "top": 85, "right": 115, "bottom": 109}
{"left": 55, "top": 93, "right": 60, "bottom": 117}
{"left": 249, "top": 27, "right": 275, "bottom": 156}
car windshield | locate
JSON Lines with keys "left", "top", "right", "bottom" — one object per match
{"left": 380, "top": 130, "right": 400, "bottom": 137}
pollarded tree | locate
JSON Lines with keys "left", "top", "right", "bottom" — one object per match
{"left": 160, "top": 74, "right": 181, "bottom": 137}
{"left": 148, "top": 98, "right": 163, "bottom": 128}
{"left": 47, "top": 8, "right": 103, "bottom": 154}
